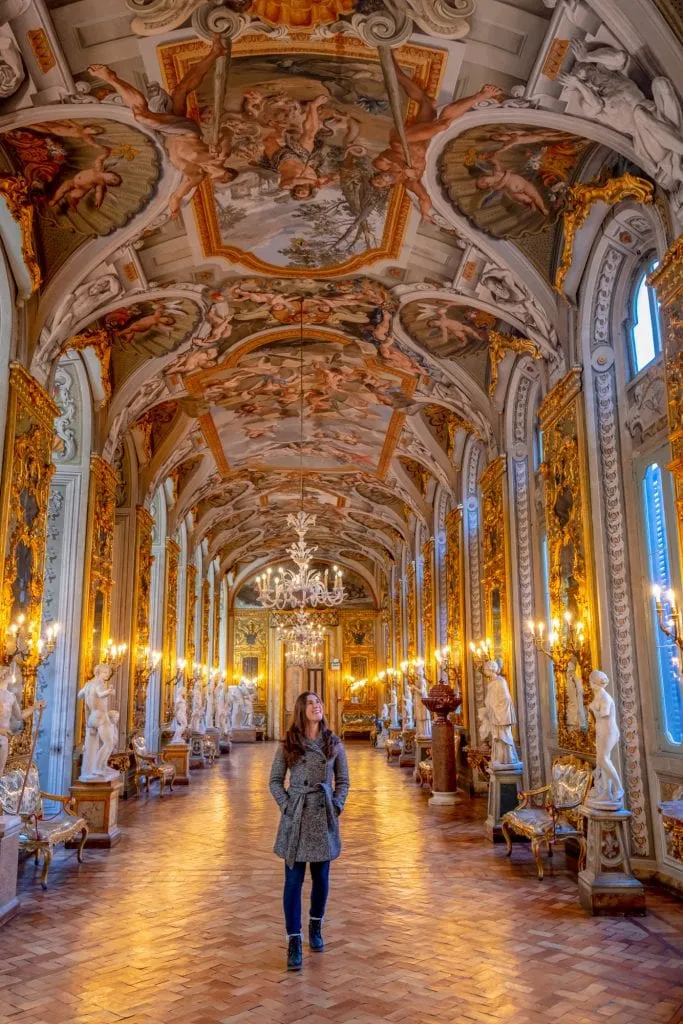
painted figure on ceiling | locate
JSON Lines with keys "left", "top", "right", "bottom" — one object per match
{"left": 370, "top": 51, "right": 504, "bottom": 222}
{"left": 88, "top": 34, "right": 237, "bottom": 218}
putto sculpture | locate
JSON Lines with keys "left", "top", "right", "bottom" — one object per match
{"left": 169, "top": 683, "right": 188, "bottom": 744}
{"left": 77, "top": 663, "right": 120, "bottom": 782}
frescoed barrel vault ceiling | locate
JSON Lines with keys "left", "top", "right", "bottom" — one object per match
{"left": 2, "top": 0, "right": 680, "bottom": 601}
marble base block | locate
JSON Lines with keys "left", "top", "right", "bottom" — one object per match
{"left": 486, "top": 762, "right": 524, "bottom": 843}
{"left": 429, "top": 790, "right": 460, "bottom": 807}
{"left": 398, "top": 728, "right": 416, "bottom": 767}
{"left": 0, "top": 814, "right": 21, "bottom": 927}
{"left": 578, "top": 805, "right": 646, "bottom": 916}
{"left": 219, "top": 736, "right": 232, "bottom": 754}
{"left": 69, "top": 778, "right": 121, "bottom": 849}
{"left": 189, "top": 733, "right": 209, "bottom": 768}
{"left": 163, "top": 743, "right": 190, "bottom": 785}
{"left": 414, "top": 736, "right": 432, "bottom": 782}
{"left": 206, "top": 727, "right": 221, "bottom": 756}
{"left": 231, "top": 728, "right": 257, "bottom": 743}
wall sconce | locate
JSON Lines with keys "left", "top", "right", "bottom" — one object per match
{"left": 469, "top": 638, "right": 493, "bottom": 673}
{"left": 101, "top": 638, "right": 127, "bottom": 670}
{"left": 652, "top": 585, "right": 683, "bottom": 653}
{"left": 5, "top": 614, "right": 60, "bottom": 667}
{"left": 526, "top": 613, "right": 587, "bottom": 672}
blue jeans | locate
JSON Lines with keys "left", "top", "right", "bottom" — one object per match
{"left": 283, "top": 860, "right": 330, "bottom": 935}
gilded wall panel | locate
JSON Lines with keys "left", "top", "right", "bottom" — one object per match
{"left": 76, "top": 455, "right": 118, "bottom": 742}
{"left": 538, "top": 368, "right": 596, "bottom": 753}
{"left": 393, "top": 575, "right": 402, "bottom": 665}
{"left": 233, "top": 610, "right": 268, "bottom": 712}
{"left": 406, "top": 560, "right": 417, "bottom": 660}
{"left": 200, "top": 578, "right": 209, "bottom": 665}
{"left": 185, "top": 563, "right": 197, "bottom": 674}
{"left": 341, "top": 609, "right": 377, "bottom": 706}
{"left": 161, "top": 538, "right": 179, "bottom": 725}
{"left": 128, "top": 505, "right": 154, "bottom": 735}
{"left": 421, "top": 538, "right": 435, "bottom": 673}
{"left": 479, "top": 456, "right": 513, "bottom": 684}
{"left": 0, "top": 365, "right": 58, "bottom": 751}
{"left": 445, "top": 506, "right": 465, "bottom": 722}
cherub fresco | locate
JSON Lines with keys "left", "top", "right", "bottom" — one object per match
{"left": 198, "top": 337, "right": 415, "bottom": 473}
{"left": 399, "top": 299, "right": 498, "bottom": 390}
{"left": 439, "top": 123, "right": 594, "bottom": 239}
{"left": 0, "top": 117, "right": 159, "bottom": 280}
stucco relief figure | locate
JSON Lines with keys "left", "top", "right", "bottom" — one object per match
{"left": 586, "top": 670, "right": 624, "bottom": 808}
{"left": 46, "top": 274, "right": 122, "bottom": 342}
{"left": 88, "top": 35, "right": 236, "bottom": 218}
{"left": 560, "top": 41, "right": 683, "bottom": 214}
{"left": 77, "top": 663, "right": 120, "bottom": 782}
{"left": 0, "top": 665, "right": 43, "bottom": 778}
{"left": 479, "top": 660, "right": 520, "bottom": 767}
{"left": 565, "top": 657, "right": 587, "bottom": 731}
{"left": 170, "top": 684, "right": 188, "bottom": 744}
{"left": 370, "top": 51, "right": 504, "bottom": 222}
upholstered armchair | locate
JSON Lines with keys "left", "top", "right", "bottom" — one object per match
{"left": 130, "top": 735, "right": 176, "bottom": 796}
{"left": 501, "top": 755, "right": 592, "bottom": 880}
{"left": 0, "top": 759, "right": 88, "bottom": 889}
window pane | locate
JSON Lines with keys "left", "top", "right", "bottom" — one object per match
{"left": 643, "top": 463, "right": 683, "bottom": 744}
{"left": 632, "top": 272, "right": 657, "bottom": 372}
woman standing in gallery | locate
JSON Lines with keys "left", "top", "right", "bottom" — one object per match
{"left": 269, "top": 691, "right": 350, "bottom": 970}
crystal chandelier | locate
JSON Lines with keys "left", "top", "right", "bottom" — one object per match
{"left": 255, "top": 300, "right": 346, "bottom": 610}
{"left": 257, "top": 514, "right": 344, "bottom": 609}
{"left": 275, "top": 603, "right": 326, "bottom": 646}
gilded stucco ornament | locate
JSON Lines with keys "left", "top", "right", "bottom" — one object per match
{"left": 555, "top": 174, "right": 654, "bottom": 296}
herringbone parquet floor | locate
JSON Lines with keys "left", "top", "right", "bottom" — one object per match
{"left": 1, "top": 743, "right": 681, "bottom": 1024}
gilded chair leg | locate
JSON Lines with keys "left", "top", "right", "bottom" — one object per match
{"left": 40, "top": 849, "right": 52, "bottom": 890}
{"left": 159, "top": 777, "right": 165, "bottom": 798}
{"left": 531, "top": 839, "right": 544, "bottom": 880}
{"left": 34, "top": 849, "right": 40, "bottom": 865}
{"left": 501, "top": 821, "right": 513, "bottom": 856}
{"left": 547, "top": 841, "right": 554, "bottom": 858}
{"left": 77, "top": 827, "right": 88, "bottom": 863}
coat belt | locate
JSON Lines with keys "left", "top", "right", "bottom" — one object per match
{"left": 284, "top": 781, "right": 335, "bottom": 869}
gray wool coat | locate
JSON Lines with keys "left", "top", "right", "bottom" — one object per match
{"left": 269, "top": 736, "right": 350, "bottom": 867}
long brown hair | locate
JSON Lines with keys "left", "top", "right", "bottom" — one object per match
{"left": 283, "top": 691, "right": 339, "bottom": 767}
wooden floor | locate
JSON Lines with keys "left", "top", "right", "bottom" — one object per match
{"left": 1, "top": 743, "right": 682, "bottom": 1024}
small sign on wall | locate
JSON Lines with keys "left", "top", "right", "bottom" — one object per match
{"left": 330, "top": 658, "right": 340, "bottom": 670}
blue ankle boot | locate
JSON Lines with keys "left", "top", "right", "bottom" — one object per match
{"left": 309, "top": 918, "right": 324, "bottom": 952}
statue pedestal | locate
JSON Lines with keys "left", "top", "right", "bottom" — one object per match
{"left": 486, "top": 762, "right": 524, "bottom": 842}
{"left": 219, "top": 734, "right": 232, "bottom": 754}
{"left": 399, "top": 728, "right": 416, "bottom": 767}
{"left": 69, "top": 777, "right": 121, "bottom": 848}
{"left": 206, "top": 727, "right": 221, "bottom": 756}
{"left": 386, "top": 727, "right": 402, "bottom": 763}
{"left": 413, "top": 736, "right": 432, "bottom": 782}
{"left": 162, "top": 743, "right": 190, "bottom": 785}
{"left": 428, "top": 718, "right": 459, "bottom": 807}
{"left": 578, "top": 805, "right": 646, "bottom": 916}
{"left": 231, "top": 728, "right": 257, "bottom": 743}
{"left": 189, "top": 732, "right": 209, "bottom": 768}
{"left": 0, "top": 814, "right": 21, "bottom": 927}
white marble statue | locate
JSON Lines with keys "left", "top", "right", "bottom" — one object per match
{"left": 205, "top": 678, "right": 215, "bottom": 730}
{"left": 414, "top": 665, "right": 432, "bottom": 739}
{"left": 479, "top": 660, "right": 520, "bottom": 768}
{"left": 169, "top": 684, "right": 188, "bottom": 744}
{"left": 390, "top": 685, "right": 400, "bottom": 730}
{"left": 587, "top": 670, "right": 624, "bottom": 808}
{"left": 0, "top": 664, "right": 43, "bottom": 778}
{"left": 216, "top": 685, "right": 229, "bottom": 736}
{"left": 239, "top": 680, "right": 256, "bottom": 729}
{"left": 189, "top": 685, "right": 206, "bottom": 734}
{"left": 559, "top": 41, "right": 683, "bottom": 215}
{"left": 402, "top": 678, "right": 415, "bottom": 730}
{"left": 77, "top": 663, "right": 120, "bottom": 782}
{"left": 381, "top": 703, "right": 389, "bottom": 721}
{"left": 566, "top": 657, "right": 588, "bottom": 731}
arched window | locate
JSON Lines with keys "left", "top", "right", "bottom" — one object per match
{"left": 643, "top": 461, "right": 682, "bottom": 744}
{"left": 629, "top": 259, "right": 661, "bottom": 375}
